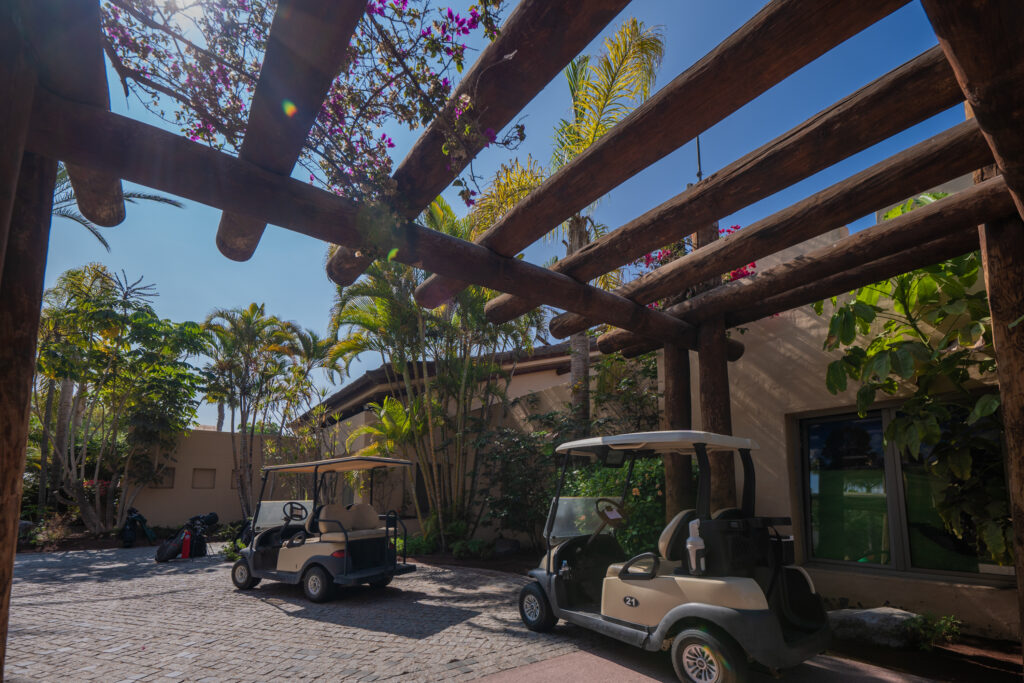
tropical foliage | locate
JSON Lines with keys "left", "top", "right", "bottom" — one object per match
{"left": 329, "top": 196, "right": 543, "bottom": 549}
{"left": 30, "top": 264, "right": 205, "bottom": 533}
{"left": 815, "top": 193, "right": 1011, "bottom": 564}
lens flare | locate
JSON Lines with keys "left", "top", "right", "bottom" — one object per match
{"left": 282, "top": 100, "right": 297, "bottom": 117}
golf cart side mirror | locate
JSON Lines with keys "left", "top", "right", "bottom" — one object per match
{"left": 686, "top": 519, "right": 706, "bottom": 576}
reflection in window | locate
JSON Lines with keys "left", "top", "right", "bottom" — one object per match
{"left": 806, "top": 414, "right": 889, "bottom": 565}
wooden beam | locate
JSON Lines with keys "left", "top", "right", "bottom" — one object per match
{"left": 25, "top": 90, "right": 744, "bottom": 357}
{"left": 326, "top": 245, "right": 372, "bottom": 287}
{"left": 922, "top": 0, "right": 1024, "bottom": 219}
{"left": 16, "top": 0, "right": 124, "bottom": 227}
{"left": 0, "top": 16, "right": 34, "bottom": 276}
{"left": 550, "top": 118, "right": 989, "bottom": 338}
{"left": 698, "top": 318, "right": 736, "bottom": 511}
{"left": 598, "top": 176, "right": 1016, "bottom": 353}
{"left": 215, "top": 0, "right": 365, "bottom": 261}
{"left": 327, "top": 0, "right": 631, "bottom": 281}
{"left": 0, "top": 152, "right": 57, "bottom": 675}
{"left": 492, "top": 45, "right": 965, "bottom": 327}
{"left": 727, "top": 230, "right": 979, "bottom": 328}
{"left": 416, "top": 0, "right": 914, "bottom": 309}
{"left": 976, "top": 215, "right": 1024, "bottom": 670}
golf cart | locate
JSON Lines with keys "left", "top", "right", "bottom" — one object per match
{"left": 231, "top": 456, "right": 415, "bottom": 602}
{"left": 518, "top": 431, "right": 830, "bottom": 682}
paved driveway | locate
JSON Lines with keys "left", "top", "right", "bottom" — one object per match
{"left": 7, "top": 547, "right": 933, "bottom": 682}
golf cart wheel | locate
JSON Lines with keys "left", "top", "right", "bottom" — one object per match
{"left": 368, "top": 575, "right": 392, "bottom": 589}
{"left": 302, "top": 565, "right": 333, "bottom": 603}
{"left": 231, "top": 559, "right": 260, "bottom": 590}
{"left": 671, "top": 627, "right": 748, "bottom": 683}
{"left": 518, "top": 582, "right": 557, "bottom": 632}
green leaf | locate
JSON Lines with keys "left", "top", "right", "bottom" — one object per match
{"left": 864, "top": 351, "right": 891, "bottom": 380}
{"left": 856, "top": 385, "right": 877, "bottom": 415}
{"left": 905, "top": 426, "right": 921, "bottom": 459}
{"left": 826, "top": 360, "right": 848, "bottom": 394}
{"left": 891, "top": 347, "right": 915, "bottom": 379}
{"left": 967, "top": 393, "right": 1001, "bottom": 425}
{"left": 852, "top": 300, "right": 876, "bottom": 323}
{"left": 981, "top": 522, "right": 1007, "bottom": 562}
{"left": 839, "top": 308, "right": 857, "bottom": 345}
{"left": 947, "top": 449, "right": 972, "bottom": 480}
{"left": 812, "top": 299, "right": 824, "bottom": 316}
{"left": 942, "top": 299, "right": 967, "bottom": 316}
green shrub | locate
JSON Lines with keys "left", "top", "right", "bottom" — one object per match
{"left": 397, "top": 535, "right": 437, "bottom": 556}
{"left": 904, "top": 614, "right": 961, "bottom": 650}
{"left": 451, "top": 538, "right": 494, "bottom": 560}
{"left": 220, "top": 538, "right": 246, "bottom": 562}
{"left": 30, "top": 512, "right": 71, "bottom": 549}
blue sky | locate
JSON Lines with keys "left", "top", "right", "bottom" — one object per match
{"left": 43, "top": 1, "right": 961, "bottom": 426}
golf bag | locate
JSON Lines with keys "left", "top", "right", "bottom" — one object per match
{"left": 154, "top": 512, "right": 219, "bottom": 562}
{"left": 120, "top": 507, "right": 156, "bottom": 548}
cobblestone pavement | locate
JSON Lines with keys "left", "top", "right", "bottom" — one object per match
{"left": 7, "top": 546, "right": 608, "bottom": 682}
{"left": 8, "top": 547, "right": 933, "bottom": 682}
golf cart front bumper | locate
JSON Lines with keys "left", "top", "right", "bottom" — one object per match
{"left": 333, "top": 562, "right": 416, "bottom": 585}
{"left": 649, "top": 604, "right": 831, "bottom": 670}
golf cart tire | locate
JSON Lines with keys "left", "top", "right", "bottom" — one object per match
{"left": 231, "top": 559, "right": 260, "bottom": 590}
{"left": 671, "top": 627, "right": 748, "bottom": 683}
{"left": 368, "top": 575, "right": 392, "bottom": 589}
{"left": 302, "top": 565, "right": 333, "bottom": 603}
{"left": 519, "top": 582, "right": 557, "bottom": 632}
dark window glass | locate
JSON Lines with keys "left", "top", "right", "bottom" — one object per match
{"left": 805, "top": 413, "right": 890, "bottom": 565}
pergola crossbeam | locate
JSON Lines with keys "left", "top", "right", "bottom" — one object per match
{"left": 415, "top": 0, "right": 913, "bottom": 308}
{"left": 215, "top": 0, "right": 365, "bottom": 261}
{"left": 598, "top": 175, "right": 1015, "bottom": 353}
{"left": 326, "top": 0, "right": 632, "bottom": 282}
{"left": 550, "top": 118, "right": 991, "bottom": 338}
{"left": 25, "top": 89, "right": 743, "bottom": 359}
{"left": 16, "top": 0, "right": 125, "bottom": 227}
{"left": 490, "top": 45, "right": 965, "bottom": 328}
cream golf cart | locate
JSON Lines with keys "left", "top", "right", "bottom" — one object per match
{"left": 518, "top": 431, "right": 830, "bottom": 682}
{"left": 231, "top": 456, "right": 415, "bottom": 602}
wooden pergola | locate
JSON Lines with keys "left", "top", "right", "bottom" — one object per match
{"left": 2, "top": 0, "right": 1024, "bottom": 672}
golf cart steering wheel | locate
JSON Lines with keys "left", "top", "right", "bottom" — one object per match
{"left": 595, "top": 498, "right": 628, "bottom": 529}
{"left": 282, "top": 501, "right": 309, "bottom": 523}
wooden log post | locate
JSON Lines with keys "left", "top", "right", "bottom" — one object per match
{"left": 661, "top": 343, "right": 694, "bottom": 521}
{"left": 0, "top": 152, "right": 57, "bottom": 675}
{"left": 698, "top": 318, "right": 736, "bottom": 511}
{"left": 0, "top": 16, "right": 34, "bottom": 273}
{"left": 326, "top": 245, "right": 372, "bottom": 287}
{"left": 977, "top": 215, "right": 1024, "bottom": 665}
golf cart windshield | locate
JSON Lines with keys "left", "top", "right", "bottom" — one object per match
{"left": 548, "top": 496, "right": 622, "bottom": 542}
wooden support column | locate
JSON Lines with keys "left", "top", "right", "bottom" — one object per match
{"left": 661, "top": 343, "right": 694, "bottom": 521}
{"left": 698, "top": 318, "right": 736, "bottom": 511}
{"left": 0, "top": 152, "right": 57, "bottom": 675}
{"left": 0, "top": 13, "right": 33, "bottom": 274}
{"left": 977, "top": 215, "right": 1024, "bottom": 663}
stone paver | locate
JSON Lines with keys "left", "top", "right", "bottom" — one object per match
{"left": 8, "top": 546, "right": 936, "bottom": 682}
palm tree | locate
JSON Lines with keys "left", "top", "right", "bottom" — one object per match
{"left": 475, "top": 19, "right": 664, "bottom": 433}
{"left": 51, "top": 163, "right": 184, "bottom": 250}
{"left": 203, "top": 303, "right": 290, "bottom": 518}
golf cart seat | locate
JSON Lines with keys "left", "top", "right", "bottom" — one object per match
{"left": 607, "top": 508, "right": 695, "bottom": 577}
{"left": 312, "top": 503, "right": 388, "bottom": 543}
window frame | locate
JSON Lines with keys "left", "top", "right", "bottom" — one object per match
{"left": 797, "top": 405, "right": 1014, "bottom": 585}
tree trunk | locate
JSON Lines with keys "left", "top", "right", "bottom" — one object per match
{"left": 216, "top": 401, "right": 225, "bottom": 431}
{"left": 52, "top": 377, "right": 74, "bottom": 495}
{"left": 567, "top": 214, "right": 591, "bottom": 434}
{"left": 37, "top": 378, "right": 55, "bottom": 511}
{"left": 661, "top": 344, "right": 694, "bottom": 522}
{"left": 0, "top": 151, "right": 57, "bottom": 675}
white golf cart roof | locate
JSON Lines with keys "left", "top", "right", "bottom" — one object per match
{"left": 262, "top": 456, "right": 413, "bottom": 474}
{"left": 556, "top": 430, "right": 759, "bottom": 457}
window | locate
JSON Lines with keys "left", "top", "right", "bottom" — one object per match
{"left": 150, "top": 467, "right": 175, "bottom": 489}
{"left": 191, "top": 468, "right": 216, "bottom": 489}
{"left": 801, "top": 408, "right": 1012, "bottom": 577}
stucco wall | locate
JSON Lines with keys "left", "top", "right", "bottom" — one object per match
{"left": 132, "top": 429, "right": 263, "bottom": 527}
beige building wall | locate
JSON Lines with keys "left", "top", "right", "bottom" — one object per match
{"left": 133, "top": 429, "right": 264, "bottom": 527}
{"left": 669, "top": 228, "right": 1018, "bottom": 639}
